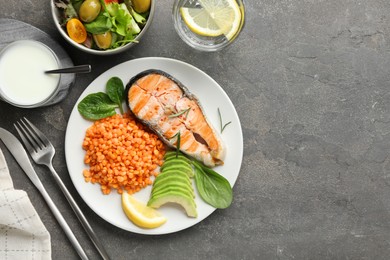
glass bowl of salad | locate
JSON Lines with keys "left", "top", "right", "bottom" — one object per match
{"left": 51, "top": 0, "right": 155, "bottom": 55}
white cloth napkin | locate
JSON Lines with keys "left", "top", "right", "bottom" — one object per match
{"left": 0, "top": 148, "right": 51, "bottom": 260}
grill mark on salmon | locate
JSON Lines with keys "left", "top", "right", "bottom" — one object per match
{"left": 126, "top": 70, "right": 226, "bottom": 167}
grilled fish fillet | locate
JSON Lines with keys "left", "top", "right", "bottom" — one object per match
{"left": 126, "top": 70, "right": 226, "bottom": 167}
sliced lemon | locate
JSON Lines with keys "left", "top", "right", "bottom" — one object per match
{"left": 122, "top": 192, "right": 167, "bottom": 229}
{"left": 180, "top": 0, "right": 242, "bottom": 40}
{"left": 180, "top": 7, "right": 223, "bottom": 37}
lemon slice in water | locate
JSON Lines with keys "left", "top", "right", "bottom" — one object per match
{"left": 122, "top": 192, "right": 167, "bottom": 229}
{"left": 180, "top": 0, "right": 242, "bottom": 40}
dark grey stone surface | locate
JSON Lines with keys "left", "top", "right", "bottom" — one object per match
{"left": 1, "top": 0, "right": 390, "bottom": 259}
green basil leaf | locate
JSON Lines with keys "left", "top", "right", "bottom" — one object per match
{"left": 77, "top": 92, "right": 118, "bottom": 120}
{"left": 106, "top": 76, "right": 124, "bottom": 114}
{"left": 193, "top": 161, "right": 233, "bottom": 209}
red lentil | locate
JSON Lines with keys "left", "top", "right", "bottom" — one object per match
{"left": 82, "top": 113, "right": 166, "bottom": 195}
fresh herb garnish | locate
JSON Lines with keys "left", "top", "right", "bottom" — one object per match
{"left": 170, "top": 131, "right": 181, "bottom": 158}
{"left": 106, "top": 76, "right": 125, "bottom": 114}
{"left": 192, "top": 160, "right": 233, "bottom": 209}
{"left": 168, "top": 107, "right": 191, "bottom": 118}
{"left": 218, "top": 108, "right": 231, "bottom": 133}
{"left": 78, "top": 76, "right": 125, "bottom": 120}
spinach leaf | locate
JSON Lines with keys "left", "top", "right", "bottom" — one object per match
{"left": 84, "top": 13, "right": 112, "bottom": 34}
{"left": 193, "top": 161, "right": 233, "bottom": 209}
{"left": 106, "top": 76, "right": 125, "bottom": 114}
{"left": 77, "top": 92, "right": 118, "bottom": 120}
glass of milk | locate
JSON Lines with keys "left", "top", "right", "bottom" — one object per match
{"left": 0, "top": 40, "right": 61, "bottom": 108}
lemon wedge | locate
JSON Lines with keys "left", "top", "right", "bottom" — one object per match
{"left": 180, "top": 0, "right": 242, "bottom": 40}
{"left": 122, "top": 192, "right": 167, "bottom": 229}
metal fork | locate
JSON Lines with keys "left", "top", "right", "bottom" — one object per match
{"left": 15, "top": 117, "right": 111, "bottom": 260}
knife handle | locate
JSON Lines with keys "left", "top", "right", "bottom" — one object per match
{"left": 36, "top": 182, "right": 89, "bottom": 260}
{"left": 47, "top": 164, "right": 111, "bottom": 260}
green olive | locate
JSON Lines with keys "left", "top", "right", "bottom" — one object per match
{"left": 79, "top": 0, "right": 101, "bottom": 23}
{"left": 93, "top": 31, "right": 112, "bottom": 49}
{"left": 131, "top": 0, "right": 151, "bottom": 13}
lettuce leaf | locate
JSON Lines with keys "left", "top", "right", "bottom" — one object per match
{"left": 129, "top": 7, "right": 147, "bottom": 25}
{"left": 84, "top": 12, "right": 112, "bottom": 34}
{"left": 104, "top": 2, "right": 141, "bottom": 36}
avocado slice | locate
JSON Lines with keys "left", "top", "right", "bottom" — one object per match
{"left": 147, "top": 191, "right": 197, "bottom": 218}
{"left": 152, "top": 173, "right": 193, "bottom": 189}
{"left": 155, "top": 168, "right": 190, "bottom": 179}
{"left": 164, "top": 151, "right": 191, "bottom": 164}
{"left": 161, "top": 163, "right": 194, "bottom": 178}
{"left": 151, "top": 185, "right": 194, "bottom": 199}
{"left": 153, "top": 172, "right": 191, "bottom": 187}
{"left": 164, "top": 150, "right": 186, "bottom": 158}
{"left": 152, "top": 179, "right": 194, "bottom": 198}
{"left": 161, "top": 157, "right": 191, "bottom": 169}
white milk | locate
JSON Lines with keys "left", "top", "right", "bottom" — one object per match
{"left": 0, "top": 40, "right": 60, "bottom": 106}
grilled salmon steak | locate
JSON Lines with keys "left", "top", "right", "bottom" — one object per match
{"left": 126, "top": 70, "right": 226, "bottom": 167}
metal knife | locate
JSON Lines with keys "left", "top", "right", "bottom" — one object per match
{"left": 0, "top": 127, "right": 89, "bottom": 260}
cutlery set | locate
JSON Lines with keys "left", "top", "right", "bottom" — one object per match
{"left": 0, "top": 118, "right": 110, "bottom": 260}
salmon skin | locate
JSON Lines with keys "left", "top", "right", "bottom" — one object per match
{"left": 125, "top": 69, "right": 226, "bottom": 167}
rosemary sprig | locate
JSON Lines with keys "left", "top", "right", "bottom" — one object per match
{"left": 170, "top": 131, "right": 181, "bottom": 157}
{"left": 218, "top": 108, "right": 231, "bottom": 133}
{"left": 168, "top": 107, "right": 191, "bottom": 118}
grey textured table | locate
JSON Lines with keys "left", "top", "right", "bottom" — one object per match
{"left": 1, "top": 0, "right": 390, "bottom": 259}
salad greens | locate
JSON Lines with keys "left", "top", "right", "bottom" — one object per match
{"left": 84, "top": 13, "right": 113, "bottom": 34}
{"left": 55, "top": 0, "right": 150, "bottom": 50}
{"left": 106, "top": 2, "right": 141, "bottom": 35}
{"left": 78, "top": 76, "right": 125, "bottom": 120}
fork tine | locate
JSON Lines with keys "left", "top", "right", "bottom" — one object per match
{"left": 14, "top": 122, "right": 38, "bottom": 155}
{"left": 19, "top": 119, "right": 44, "bottom": 149}
{"left": 22, "top": 117, "right": 52, "bottom": 148}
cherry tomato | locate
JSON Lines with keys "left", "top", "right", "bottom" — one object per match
{"left": 66, "top": 18, "right": 87, "bottom": 44}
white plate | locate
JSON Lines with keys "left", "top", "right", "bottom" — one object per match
{"left": 65, "top": 57, "right": 243, "bottom": 235}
